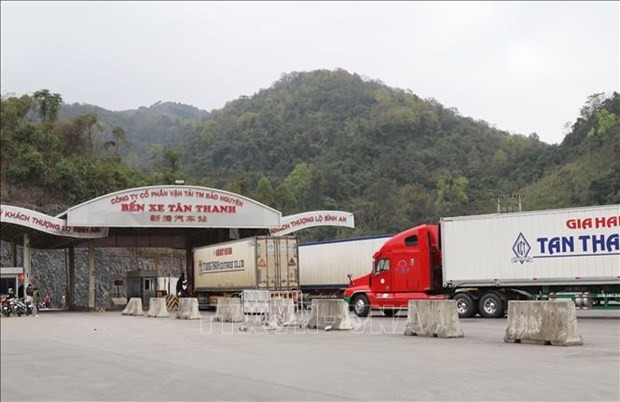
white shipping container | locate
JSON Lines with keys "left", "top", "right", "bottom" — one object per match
{"left": 193, "top": 236, "right": 298, "bottom": 291}
{"left": 299, "top": 235, "right": 392, "bottom": 291}
{"left": 441, "top": 204, "right": 620, "bottom": 287}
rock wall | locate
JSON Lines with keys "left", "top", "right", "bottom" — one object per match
{"left": 1, "top": 241, "right": 185, "bottom": 309}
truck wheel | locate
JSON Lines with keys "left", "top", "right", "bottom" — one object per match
{"left": 478, "top": 292, "right": 504, "bottom": 318}
{"left": 352, "top": 294, "right": 370, "bottom": 317}
{"left": 454, "top": 293, "right": 477, "bottom": 318}
{"left": 382, "top": 308, "right": 397, "bottom": 317}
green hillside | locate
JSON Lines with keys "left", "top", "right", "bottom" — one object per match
{"left": 180, "top": 70, "right": 557, "bottom": 234}
{"left": 59, "top": 101, "right": 208, "bottom": 169}
{"left": 523, "top": 93, "right": 620, "bottom": 209}
{"left": 1, "top": 70, "right": 618, "bottom": 241}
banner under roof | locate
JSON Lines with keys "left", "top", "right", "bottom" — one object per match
{"left": 1, "top": 205, "right": 108, "bottom": 238}
{"left": 270, "top": 211, "right": 355, "bottom": 236}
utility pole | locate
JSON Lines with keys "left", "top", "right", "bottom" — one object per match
{"left": 491, "top": 195, "right": 502, "bottom": 213}
{"left": 491, "top": 194, "right": 526, "bottom": 213}
{"left": 513, "top": 194, "right": 525, "bottom": 212}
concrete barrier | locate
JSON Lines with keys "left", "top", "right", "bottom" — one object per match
{"left": 176, "top": 298, "right": 201, "bottom": 320}
{"left": 504, "top": 300, "right": 583, "bottom": 346}
{"left": 110, "top": 297, "right": 128, "bottom": 311}
{"left": 306, "top": 299, "right": 354, "bottom": 330}
{"left": 263, "top": 297, "right": 299, "bottom": 327}
{"left": 213, "top": 297, "right": 244, "bottom": 323}
{"left": 404, "top": 300, "right": 464, "bottom": 338}
{"left": 121, "top": 297, "right": 144, "bottom": 316}
{"left": 145, "top": 297, "right": 169, "bottom": 318}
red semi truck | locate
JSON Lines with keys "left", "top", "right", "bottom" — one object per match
{"left": 343, "top": 205, "right": 620, "bottom": 318}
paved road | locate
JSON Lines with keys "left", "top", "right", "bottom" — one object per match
{"left": 1, "top": 309, "right": 619, "bottom": 401}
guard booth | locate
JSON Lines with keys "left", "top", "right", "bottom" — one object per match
{"left": 126, "top": 270, "right": 159, "bottom": 309}
{"left": 0, "top": 267, "right": 23, "bottom": 297}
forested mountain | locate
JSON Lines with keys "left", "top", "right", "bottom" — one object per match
{"left": 1, "top": 70, "right": 618, "bottom": 241}
{"left": 521, "top": 93, "right": 620, "bottom": 209}
{"left": 59, "top": 101, "right": 208, "bottom": 169}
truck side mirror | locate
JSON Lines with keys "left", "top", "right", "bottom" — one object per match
{"left": 347, "top": 273, "right": 353, "bottom": 285}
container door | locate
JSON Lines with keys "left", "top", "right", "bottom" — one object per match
{"left": 256, "top": 238, "right": 275, "bottom": 289}
{"left": 287, "top": 237, "right": 299, "bottom": 289}
{"left": 256, "top": 236, "right": 299, "bottom": 290}
{"left": 280, "top": 237, "right": 298, "bottom": 289}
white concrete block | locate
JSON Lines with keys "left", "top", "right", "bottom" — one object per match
{"left": 121, "top": 297, "right": 144, "bottom": 316}
{"left": 404, "top": 300, "right": 464, "bottom": 338}
{"left": 306, "top": 299, "right": 353, "bottom": 330}
{"left": 504, "top": 301, "right": 583, "bottom": 346}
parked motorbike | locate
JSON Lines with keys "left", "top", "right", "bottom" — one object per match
{"left": 39, "top": 295, "right": 51, "bottom": 310}
{"left": 1, "top": 296, "right": 12, "bottom": 317}
{"left": 12, "top": 298, "right": 32, "bottom": 317}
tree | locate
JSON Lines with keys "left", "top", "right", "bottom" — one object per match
{"left": 60, "top": 113, "right": 102, "bottom": 155}
{"left": 111, "top": 126, "right": 131, "bottom": 152}
{"left": 580, "top": 93, "right": 606, "bottom": 120}
{"left": 33, "top": 89, "right": 63, "bottom": 123}
{"left": 587, "top": 109, "right": 617, "bottom": 143}
{"left": 435, "top": 172, "right": 469, "bottom": 217}
{"left": 275, "top": 182, "right": 296, "bottom": 214}
{"left": 163, "top": 148, "right": 181, "bottom": 172}
{"left": 282, "top": 163, "right": 312, "bottom": 210}
{"left": 253, "top": 175, "right": 276, "bottom": 207}
{"left": 225, "top": 172, "right": 251, "bottom": 196}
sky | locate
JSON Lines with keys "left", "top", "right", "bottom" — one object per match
{"left": 1, "top": 1, "right": 618, "bottom": 145}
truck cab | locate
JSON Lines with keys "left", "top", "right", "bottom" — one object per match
{"left": 343, "top": 224, "right": 445, "bottom": 316}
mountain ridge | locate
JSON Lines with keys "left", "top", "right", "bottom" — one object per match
{"left": 2, "top": 69, "right": 617, "bottom": 240}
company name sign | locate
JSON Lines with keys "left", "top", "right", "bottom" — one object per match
{"left": 65, "top": 186, "right": 281, "bottom": 228}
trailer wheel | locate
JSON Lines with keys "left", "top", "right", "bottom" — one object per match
{"left": 352, "top": 294, "right": 370, "bottom": 317}
{"left": 454, "top": 293, "right": 477, "bottom": 318}
{"left": 478, "top": 292, "right": 504, "bottom": 318}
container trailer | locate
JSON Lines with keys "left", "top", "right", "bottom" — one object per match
{"left": 298, "top": 235, "right": 392, "bottom": 297}
{"left": 344, "top": 205, "right": 620, "bottom": 318}
{"left": 192, "top": 234, "right": 392, "bottom": 308}
{"left": 193, "top": 236, "right": 298, "bottom": 309}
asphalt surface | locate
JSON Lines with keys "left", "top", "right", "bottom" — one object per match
{"left": 1, "top": 309, "right": 619, "bottom": 401}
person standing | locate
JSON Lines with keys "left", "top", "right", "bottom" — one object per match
{"left": 32, "top": 286, "right": 40, "bottom": 316}
{"left": 25, "top": 284, "right": 34, "bottom": 312}
{"left": 176, "top": 273, "right": 186, "bottom": 297}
